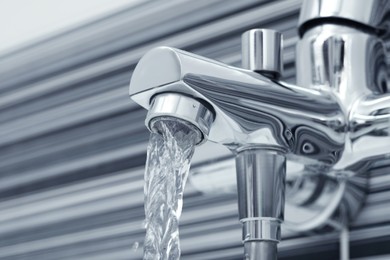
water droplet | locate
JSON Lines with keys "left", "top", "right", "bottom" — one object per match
{"left": 132, "top": 242, "right": 139, "bottom": 251}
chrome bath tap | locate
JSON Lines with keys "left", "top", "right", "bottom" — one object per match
{"left": 129, "top": 0, "right": 390, "bottom": 259}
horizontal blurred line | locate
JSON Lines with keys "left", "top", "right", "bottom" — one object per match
{"left": 0, "top": 45, "right": 295, "bottom": 151}
{"left": 0, "top": 0, "right": 265, "bottom": 91}
{"left": 0, "top": 144, "right": 146, "bottom": 191}
{"left": 0, "top": 0, "right": 300, "bottom": 111}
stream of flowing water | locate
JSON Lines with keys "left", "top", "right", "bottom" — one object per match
{"left": 143, "top": 117, "right": 200, "bottom": 260}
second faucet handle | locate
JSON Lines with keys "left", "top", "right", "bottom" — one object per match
{"left": 241, "top": 29, "right": 283, "bottom": 78}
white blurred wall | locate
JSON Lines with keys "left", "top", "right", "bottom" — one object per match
{"left": 0, "top": 0, "right": 141, "bottom": 54}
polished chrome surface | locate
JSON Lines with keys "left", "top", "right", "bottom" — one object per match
{"left": 296, "top": 23, "right": 390, "bottom": 171}
{"left": 128, "top": 0, "right": 390, "bottom": 259}
{"left": 236, "top": 149, "right": 285, "bottom": 222}
{"left": 346, "top": 94, "right": 390, "bottom": 170}
{"left": 129, "top": 46, "right": 346, "bottom": 165}
{"left": 244, "top": 241, "right": 277, "bottom": 260}
{"left": 296, "top": 24, "right": 388, "bottom": 108}
{"left": 146, "top": 93, "right": 214, "bottom": 145}
{"left": 130, "top": 42, "right": 389, "bottom": 171}
{"left": 241, "top": 29, "right": 283, "bottom": 77}
{"left": 236, "top": 149, "right": 285, "bottom": 259}
{"left": 242, "top": 219, "right": 281, "bottom": 243}
{"left": 298, "top": 0, "right": 390, "bottom": 32}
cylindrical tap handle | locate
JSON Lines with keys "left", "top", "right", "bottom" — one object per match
{"left": 242, "top": 29, "right": 283, "bottom": 78}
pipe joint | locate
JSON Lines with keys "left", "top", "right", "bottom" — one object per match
{"left": 241, "top": 217, "right": 281, "bottom": 243}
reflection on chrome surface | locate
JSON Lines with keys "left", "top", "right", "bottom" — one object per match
{"left": 129, "top": 0, "right": 390, "bottom": 259}
{"left": 130, "top": 46, "right": 346, "bottom": 165}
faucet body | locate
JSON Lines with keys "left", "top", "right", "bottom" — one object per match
{"left": 297, "top": 24, "right": 390, "bottom": 171}
{"left": 130, "top": 47, "right": 346, "bottom": 164}
{"left": 130, "top": 41, "right": 390, "bottom": 172}
{"left": 129, "top": 0, "right": 390, "bottom": 259}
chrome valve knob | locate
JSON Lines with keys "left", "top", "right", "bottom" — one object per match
{"left": 241, "top": 29, "right": 283, "bottom": 78}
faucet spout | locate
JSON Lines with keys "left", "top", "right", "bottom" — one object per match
{"left": 130, "top": 46, "right": 346, "bottom": 164}
{"left": 146, "top": 93, "right": 214, "bottom": 145}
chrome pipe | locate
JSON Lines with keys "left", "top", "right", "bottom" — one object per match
{"left": 235, "top": 149, "right": 286, "bottom": 256}
{"left": 189, "top": 155, "right": 367, "bottom": 233}
{"left": 244, "top": 241, "right": 277, "bottom": 260}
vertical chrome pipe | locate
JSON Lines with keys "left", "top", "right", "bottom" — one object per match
{"left": 236, "top": 148, "right": 286, "bottom": 260}
{"left": 244, "top": 241, "right": 277, "bottom": 260}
